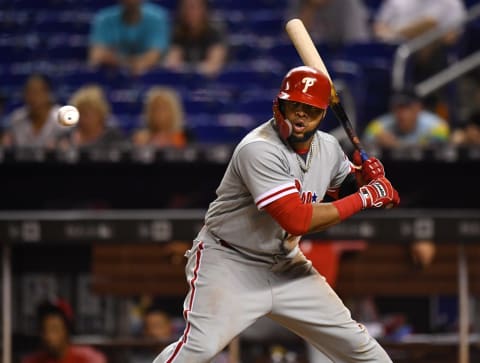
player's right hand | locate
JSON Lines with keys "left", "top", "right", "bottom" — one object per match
{"left": 353, "top": 150, "right": 385, "bottom": 185}
{"left": 358, "top": 177, "right": 400, "bottom": 209}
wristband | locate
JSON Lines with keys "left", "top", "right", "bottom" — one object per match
{"left": 332, "top": 193, "right": 364, "bottom": 221}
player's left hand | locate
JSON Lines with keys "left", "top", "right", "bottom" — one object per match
{"left": 352, "top": 150, "right": 385, "bottom": 185}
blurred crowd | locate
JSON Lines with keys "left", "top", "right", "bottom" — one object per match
{"left": 1, "top": 0, "right": 480, "bottom": 151}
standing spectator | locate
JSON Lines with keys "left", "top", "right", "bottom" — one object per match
{"left": 132, "top": 87, "right": 188, "bottom": 148}
{"left": 21, "top": 301, "right": 107, "bottom": 363}
{"left": 287, "top": 0, "right": 370, "bottom": 45}
{"left": 373, "top": 0, "right": 466, "bottom": 43}
{"left": 56, "top": 85, "right": 124, "bottom": 149}
{"left": 89, "top": 0, "right": 170, "bottom": 76}
{"left": 373, "top": 0, "right": 466, "bottom": 112}
{"left": 164, "top": 0, "right": 228, "bottom": 77}
{"left": 2, "top": 74, "right": 64, "bottom": 148}
{"left": 363, "top": 89, "right": 449, "bottom": 147}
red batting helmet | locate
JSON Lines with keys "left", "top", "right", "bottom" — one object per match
{"left": 273, "top": 66, "right": 331, "bottom": 141}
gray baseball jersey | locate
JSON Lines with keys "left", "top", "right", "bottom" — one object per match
{"left": 154, "top": 119, "right": 392, "bottom": 363}
{"left": 205, "top": 119, "right": 350, "bottom": 258}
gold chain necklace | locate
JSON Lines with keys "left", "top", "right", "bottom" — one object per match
{"left": 294, "top": 136, "right": 316, "bottom": 173}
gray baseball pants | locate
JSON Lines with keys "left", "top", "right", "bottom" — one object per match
{"left": 153, "top": 238, "right": 392, "bottom": 363}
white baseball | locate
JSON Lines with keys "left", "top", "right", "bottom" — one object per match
{"left": 57, "top": 105, "right": 79, "bottom": 126}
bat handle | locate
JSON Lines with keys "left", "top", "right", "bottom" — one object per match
{"left": 359, "top": 149, "right": 369, "bottom": 162}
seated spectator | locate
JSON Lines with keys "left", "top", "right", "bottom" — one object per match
{"left": 2, "top": 74, "right": 64, "bottom": 148}
{"left": 164, "top": 0, "right": 227, "bottom": 77}
{"left": 287, "top": 0, "right": 370, "bottom": 45}
{"left": 89, "top": 0, "right": 170, "bottom": 76}
{"left": 451, "top": 111, "right": 480, "bottom": 146}
{"left": 56, "top": 86, "right": 124, "bottom": 149}
{"left": 363, "top": 89, "right": 449, "bottom": 147}
{"left": 143, "top": 307, "right": 174, "bottom": 342}
{"left": 131, "top": 306, "right": 174, "bottom": 363}
{"left": 132, "top": 87, "right": 188, "bottom": 148}
{"left": 22, "top": 300, "right": 106, "bottom": 363}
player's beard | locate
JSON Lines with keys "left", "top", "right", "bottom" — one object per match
{"left": 287, "top": 126, "right": 319, "bottom": 144}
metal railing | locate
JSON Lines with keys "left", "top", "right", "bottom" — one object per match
{"left": 392, "top": 3, "right": 480, "bottom": 91}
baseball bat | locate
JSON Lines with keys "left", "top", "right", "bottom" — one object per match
{"left": 285, "top": 18, "right": 369, "bottom": 162}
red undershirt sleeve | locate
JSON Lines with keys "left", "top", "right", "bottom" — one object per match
{"left": 264, "top": 193, "right": 313, "bottom": 236}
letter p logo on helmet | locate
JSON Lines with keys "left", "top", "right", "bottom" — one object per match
{"left": 301, "top": 77, "right": 316, "bottom": 93}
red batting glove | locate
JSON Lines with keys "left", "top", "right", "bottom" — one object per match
{"left": 333, "top": 177, "right": 400, "bottom": 220}
{"left": 352, "top": 150, "right": 385, "bottom": 185}
{"left": 359, "top": 177, "right": 400, "bottom": 209}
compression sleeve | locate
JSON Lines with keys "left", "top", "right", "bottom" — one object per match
{"left": 264, "top": 194, "right": 313, "bottom": 236}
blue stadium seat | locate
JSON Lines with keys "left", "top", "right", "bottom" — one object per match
{"left": 137, "top": 69, "right": 190, "bottom": 89}
{"left": 188, "top": 114, "right": 252, "bottom": 144}
{"left": 247, "top": 10, "right": 284, "bottom": 37}
{"left": 46, "top": 44, "right": 87, "bottom": 62}
{"left": 184, "top": 99, "right": 225, "bottom": 115}
{"left": 356, "top": 60, "right": 392, "bottom": 127}
{"left": 342, "top": 41, "right": 398, "bottom": 65}
{"left": 363, "top": 0, "right": 383, "bottom": 13}
{"left": 115, "top": 114, "right": 141, "bottom": 134}
{"left": 61, "top": 67, "right": 129, "bottom": 89}
{"left": 0, "top": 45, "right": 35, "bottom": 64}
{"left": 215, "top": 67, "right": 281, "bottom": 91}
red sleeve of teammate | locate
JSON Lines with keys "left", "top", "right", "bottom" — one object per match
{"left": 264, "top": 194, "right": 313, "bottom": 236}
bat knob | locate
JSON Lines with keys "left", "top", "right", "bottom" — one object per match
{"left": 360, "top": 149, "right": 369, "bottom": 162}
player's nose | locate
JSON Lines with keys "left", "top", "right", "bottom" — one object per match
{"left": 295, "top": 109, "right": 308, "bottom": 119}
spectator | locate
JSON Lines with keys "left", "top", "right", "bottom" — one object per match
{"left": 89, "top": 0, "right": 170, "bottom": 76}
{"left": 1, "top": 74, "right": 64, "bottom": 148}
{"left": 164, "top": 0, "right": 228, "bottom": 77}
{"left": 56, "top": 85, "right": 124, "bottom": 149}
{"left": 132, "top": 87, "right": 188, "bottom": 148}
{"left": 131, "top": 307, "right": 174, "bottom": 363}
{"left": 21, "top": 301, "right": 106, "bottom": 363}
{"left": 373, "top": 0, "right": 466, "bottom": 43}
{"left": 287, "top": 0, "right": 370, "bottom": 45}
{"left": 143, "top": 307, "right": 174, "bottom": 341}
{"left": 373, "top": 0, "right": 466, "bottom": 111}
{"left": 451, "top": 111, "right": 480, "bottom": 146}
{"left": 410, "top": 240, "right": 436, "bottom": 268}
{"left": 363, "top": 89, "right": 449, "bottom": 147}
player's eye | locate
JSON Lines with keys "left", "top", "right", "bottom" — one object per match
{"left": 303, "top": 104, "right": 324, "bottom": 118}
{"left": 287, "top": 101, "right": 324, "bottom": 118}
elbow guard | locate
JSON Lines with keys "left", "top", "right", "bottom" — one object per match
{"left": 264, "top": 194, "right": 313, "bottom": 236}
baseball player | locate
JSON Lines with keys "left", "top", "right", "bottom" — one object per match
{"left": 154, "top": 66, "right": 399, "bottom": 363}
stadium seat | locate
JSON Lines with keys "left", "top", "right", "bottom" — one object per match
{"left": 62, "top": 67, "right": 129, "bottom": 89}
{"left": 357, "top": 60, "right": 392, "bottom": 127}
{"left": 0, "top": 45, "right": 35, "bottom": 64}
{"left": 137, "top": 69, "right": 191, "bottom": 89}
{"left": 247, "top": 10, "right": 284, "bottom": 37}
{"left": 115, "top": 114, "right": 141, "bottom": 134}
{"left": 342, "top": 41, "right": 398, "bottom": 65}
{"left": 188, "top": 114, "right": 252, "bottom": 144}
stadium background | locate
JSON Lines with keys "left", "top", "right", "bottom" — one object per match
{"left": 1, "top": 0, "right": 480, "bottom": 362}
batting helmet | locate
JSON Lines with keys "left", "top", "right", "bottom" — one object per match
{"left": 273, "top": 66, "right": 331, "bottom": 141}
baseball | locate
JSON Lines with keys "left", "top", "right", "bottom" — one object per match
{"left": 57, "top": 105, "right": 79, "bottom": 126}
